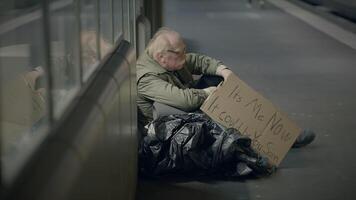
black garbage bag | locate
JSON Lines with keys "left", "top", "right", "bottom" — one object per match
{"left": 139, "top": 113, "right": 275, "bottom": 178}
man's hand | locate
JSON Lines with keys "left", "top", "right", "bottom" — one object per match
{"left": 220, "top": 68, "right": 233, "bottom": 80}
{"left": 216, "top": 65, "right": 233, "bottom": 80}
{"left": 203, "top": 86, "right": 217, "bottom": 95}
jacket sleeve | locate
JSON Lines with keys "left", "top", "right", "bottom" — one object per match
{"left": 138, "top": 74, "right": 209, "bottom": 112}
{"left": 185, "top": 53, "right": 223, "bottom": 75}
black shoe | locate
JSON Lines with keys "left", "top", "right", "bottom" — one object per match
{"left": 292, "top": 129, "right": 316, "bottom": 148}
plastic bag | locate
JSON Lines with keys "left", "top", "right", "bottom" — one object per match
{"left": 139, "top": 113, "right": 275, "bottom": 178}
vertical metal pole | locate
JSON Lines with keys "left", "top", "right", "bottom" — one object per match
{"left": 124, "top": 0, "right": 129, "bottom": 41}
{"left": 96, "top": 0, "right": 101, "bottom": 59}
{"left": 129, "top": 0, "right": 133, "bottom": 43}
{"left": 76, "top": 0, "right": 83, "bottom": 84}
{"left": 122, "top": 0, "right": 126, "bottom": 40}
{"left": 110, "top": 0, "right": 114, "bottom": 44}
{"left": 121, "top": 0, "right": 124, "bottom": 40}
{"left": 0, "top": 27, "right": 2, "bottom": 191}
{"left": 130, "top": 0, "right": 134, "bottom": 46}
{"left": 128, "top": 0, "right": 132, "bottom": 42}
{"left": 41, "top": 0, "right": 54, "bottom": 125}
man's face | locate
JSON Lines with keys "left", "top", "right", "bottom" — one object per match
{"left": 154, "top": 35, "right": 187, "bottom": 71}
{"left": 163, "top": 47, "right": 186, "bottom": 71}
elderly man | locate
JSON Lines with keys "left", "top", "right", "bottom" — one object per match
{"left": 136, "top": 27, "right": 315, "bottom": 147}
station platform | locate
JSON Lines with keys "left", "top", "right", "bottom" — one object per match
{"left": 137, "top": 0, "right": 356, "bottom": 199}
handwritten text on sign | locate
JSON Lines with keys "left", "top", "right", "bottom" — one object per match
{"left": 201, "top": 74, "right": 301, "bottom": 166}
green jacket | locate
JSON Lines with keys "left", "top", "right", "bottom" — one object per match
{"left": 137, "top": 50, "right": 222, "bottom": 125}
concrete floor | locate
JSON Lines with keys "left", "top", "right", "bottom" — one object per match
{"left": 137, "top": 0, "right": 356, "bottom": 199}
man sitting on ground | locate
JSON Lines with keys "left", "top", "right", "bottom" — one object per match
{"left": 136, "top": 27, "right": 315, "bottom": 148}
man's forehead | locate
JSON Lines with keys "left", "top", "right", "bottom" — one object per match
{"left": 163, "top": 33, "right": 183, "bottom": 46}
{"left": 171, "top": 39, "right": 186, "bottom": 50}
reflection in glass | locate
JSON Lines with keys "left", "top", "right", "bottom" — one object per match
{"left": 122, "top": 0, "right": 130, "bottom": 41}
{"left": 0, "top": 0, "right": 125, "bottom": 186}
{"left": 48, "top": 0, "right": 81, "bottom": 118}
{"left": 113, "top": 0, "right": 124, "bottom": 42}
{"left": 81, "top": 0, "right": 100, "bottom": 81}
{"left": 0, "top": 4, "right": 48, "bottom": 185}
{"left": 99, "top": 0, "right": 113, "bottom": 47}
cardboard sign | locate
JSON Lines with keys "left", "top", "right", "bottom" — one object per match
{"left": 201, "top": 74, "right": 301, "bottom": 166}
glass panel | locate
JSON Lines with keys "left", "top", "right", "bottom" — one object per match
{"left": 0, "top": 2, "right": 49, "bottom": 185}
{"left": 81, "top": 0, "right": 100, "bottom": 81}
{"left": 122, "top": 0, "right": 130, "bottom": 41}
{"left": 129, "top": 0, "right": 136, "bottom": 46}
{"left": 48, "top": 0, "right": 81, "bottom": 119}
{"left": 99, "top": 0, "right": 114, "bottom": 59}
{"left": 113, "top": 0, "right": 123, "bottom": 43}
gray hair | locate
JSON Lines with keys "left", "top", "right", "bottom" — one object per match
{"left": 147, "top": 27, "right": 182, "bottom": 57}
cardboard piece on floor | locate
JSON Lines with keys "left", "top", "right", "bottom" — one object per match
{"left": 201, "top": 74, "right": 301, "bottom": 166}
